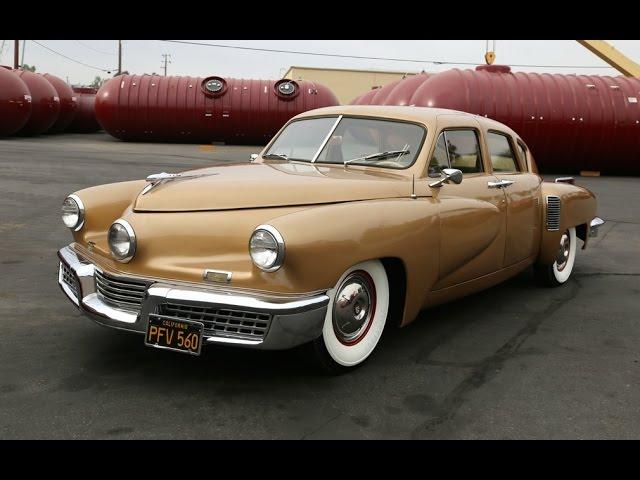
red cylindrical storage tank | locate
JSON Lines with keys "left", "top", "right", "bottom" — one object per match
{"left": 0, "top": 66, "right": 32, "bottom": 136}
{"left": 368, "top": 79, "right": 402, "bottom": 105}
{"left": 43, "top": 73, "right": 78, "bottom": 133}
{"left": 68, "top": 92, "right": 100, "bottom": 133}
{"left": 13, "top": 69, "right": 60, "bottom": 135}
{"left": 350, "top": 88, "right": 380, "bottom": 105}
{"left": 408, "top": 65, "right": 640, "bottom": 175}
{"left": 382, "top": 72, "right": 430, "bottom": 105}
{"left": 95, "top": 75, "right": 340, "bottom": 144}
{"left": 348, "top": 73, "right": 431, "bottom": 106}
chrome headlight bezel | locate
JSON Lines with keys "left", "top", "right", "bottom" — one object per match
{"left": 108, "top": 219, "right": 136, "bottom": 263}
{"left": 61, "top": 194, "right": 85, "bottom": 231}
{"left": 249, "top": 224, "right": 285, "bottom": 272}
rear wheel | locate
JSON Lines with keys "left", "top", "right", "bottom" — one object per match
{"left": 309, "top": 260, "right": 389, "bottom": 375}
{"left": 535, "top": 227, "right": 577, "bottom": 287}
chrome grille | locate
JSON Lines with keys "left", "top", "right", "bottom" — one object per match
{"left": 95, "top": 269, "right": 148, "bottom": 311}
{"left": 60, "top": 262, "right": 79, "bottom": 297}
{"left": 159, "top": 303, "right": 272, "bottom": 341}
{"left": 546, "top": 195, "right": 561, "bottom": 231}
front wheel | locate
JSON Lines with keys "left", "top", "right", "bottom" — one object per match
{"left": 535, "top": 227, "right": 577, "bottom": 287}
{"left": 309, "top": 260, "right": 390, "bottom": 375}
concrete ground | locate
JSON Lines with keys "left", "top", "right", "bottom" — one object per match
{"left": 0, "top": 132, "right": 638, "bottom": 439}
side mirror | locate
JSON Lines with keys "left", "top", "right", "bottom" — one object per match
{"left": 429, "top": 168, "right": 463, "bottom": 188}
{"left": 250, "top": 153, "right": 259, "bottom": 161}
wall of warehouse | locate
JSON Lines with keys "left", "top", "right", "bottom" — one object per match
{"left": 283, "top": 66, "right": 418, "bottom": 104}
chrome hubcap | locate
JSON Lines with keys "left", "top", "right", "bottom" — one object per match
{"left": 556, "top": 231, "right": 571, "bottom": 271}
{"left": 332, "top": 271, "right": 376, "bottom": 345}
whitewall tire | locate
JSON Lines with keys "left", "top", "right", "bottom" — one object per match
{"left": 535, "top": 227, "right": 577, "bottom": 287}
{"left": 310, "top": 260, "right": 389, "bottom": 373}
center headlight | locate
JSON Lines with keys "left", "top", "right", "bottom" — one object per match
{"left": 108, "top": 219, "right": 136, "bottom": 262}
{"left": 249, "top": 225, "right": 285, "bottom": 272}
{"left": 61, "top": 194, "right": 85, "bottom": 231}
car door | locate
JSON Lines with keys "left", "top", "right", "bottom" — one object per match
{"left": 427, "top": 116, "right": 507, "bottom": 290}
{"left": 485, "top": 131, "right": 542, "bottom": 267}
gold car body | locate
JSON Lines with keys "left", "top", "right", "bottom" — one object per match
{"left": 58, "top": 106, "right": 601, "bottom": 349}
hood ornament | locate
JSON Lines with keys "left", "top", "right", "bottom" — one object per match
{"left": 141, "top": 171, "right": 218, "bottom": 195}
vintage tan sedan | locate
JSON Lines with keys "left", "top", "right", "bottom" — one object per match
{"left": 58, "top": 105, "right": 604, "bottom": 373}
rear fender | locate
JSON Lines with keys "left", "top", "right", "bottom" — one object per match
{"left": 538, "top": 182, "right": 597, "bottom": 265}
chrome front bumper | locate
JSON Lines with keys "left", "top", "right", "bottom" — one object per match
{"left": 57, "top": 245, "right": 329, "bottom": 350}
{"left": 590, "top": 217, "right": 605, "bottom": 237}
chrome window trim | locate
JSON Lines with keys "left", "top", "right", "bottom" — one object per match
{"left": 109, "top": 218, "right": 137, "bottom": 263}
{"left": 250, "top": 224, "right": 286, "bottom": 272}
{"left": 311, "top": 115, "right": 343, "bottom": 163}
{"left": 438, "top": 127, "right": 485, "bottom": 174}
{"left": 65, "top": 194, "right": 85, "bottom": 232}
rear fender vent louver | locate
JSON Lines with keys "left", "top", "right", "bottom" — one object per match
{"left": 546, "top": 195, "right": 561, "bottom": 231}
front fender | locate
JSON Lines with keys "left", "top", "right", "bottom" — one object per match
{"left": 269, "top": 198, "right": 440, "bottom": 325}
{"left": 71, "top": 180, "right": 147, "bottom": 247}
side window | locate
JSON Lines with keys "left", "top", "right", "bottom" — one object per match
{"left": 487, "top": 132, "right": 520, "bottom": 173}
{"left": 444, "top": 130, "right": 483, "bottom": 173}
{"left": 516, "top": 141, "right": 528, "bottom": 171}
{"left": 428, "top": 132, "right": 449, "bottom": 175}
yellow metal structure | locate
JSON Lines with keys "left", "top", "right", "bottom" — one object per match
{"left": 577, "top": 40, "right": 640, "bottom": 77}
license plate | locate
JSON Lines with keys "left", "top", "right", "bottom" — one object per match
{"left": 144, "top": 314, "right": 203, "bottom": 356}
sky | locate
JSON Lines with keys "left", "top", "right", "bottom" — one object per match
{"left": 1, "top": 40, "right": 639, "bottom": 86}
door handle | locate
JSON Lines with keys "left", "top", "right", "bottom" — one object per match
{"left": 488, "top": 179, "right": 515, "bottom": 189}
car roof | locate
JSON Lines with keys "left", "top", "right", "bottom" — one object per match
{"left": 294, "top": 105, "right": 521, "bottom": 140}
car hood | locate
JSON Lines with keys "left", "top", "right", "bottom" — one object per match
{"left": 133, "top": 161, "right": 417, "bottom": 212}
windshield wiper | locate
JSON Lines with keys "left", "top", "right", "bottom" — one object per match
{"left": 262, "top": 153, "right": 290, "bottom": 161}
{"left": 343, "top": 147, "right": 410, "bottom": 165}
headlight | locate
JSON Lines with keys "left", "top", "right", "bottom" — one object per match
{"left": 249, "top": 225, "right": 285, "bottom": 272}
{"left": 108, "top": 219, "right": 136, "bottom": 262}
{"left": 61, "top": 195, "right": 85, "bottom": 231}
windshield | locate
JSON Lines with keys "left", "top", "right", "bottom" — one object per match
{"left": 264, "top": 116, "right": 425, "bottom": 169}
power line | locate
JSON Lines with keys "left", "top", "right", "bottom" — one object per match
{"left": 75, "top": 40, "right": 117, "bottom": 56}
{"left": 31, "top": 40, "right": 116, "bottom": 72}
{"left": 158, "top": 39, "right": 617, "bottom": 70}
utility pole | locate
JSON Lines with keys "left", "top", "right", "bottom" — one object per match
{"left": 14, "top": 40, "right": 19, "bottom": 69}
{"left": 117, "top": 40, "right": 122, "bottom": 75}
{"left": 21, "top": 40, "right": 26, "bottom": 66}
{"left": 161, "top": 54, "right": 172, "bottom": 76}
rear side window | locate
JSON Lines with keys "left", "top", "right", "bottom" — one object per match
{"left": 487, "top": 132, "right": 520, "bottom": 173}
{"left": 443, "top": 130, "right": 483, "bottom": 173}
